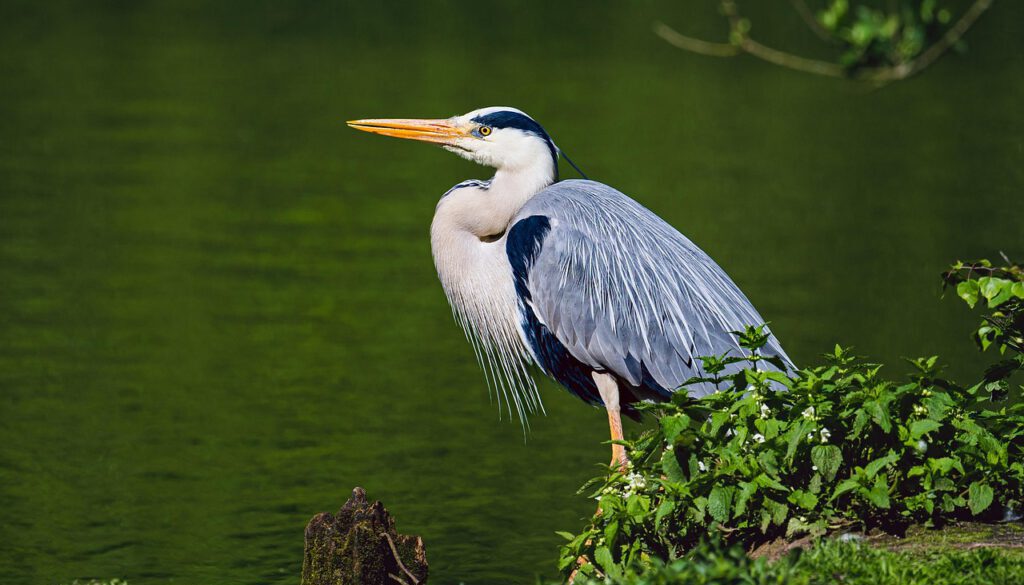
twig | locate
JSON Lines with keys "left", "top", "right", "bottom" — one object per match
{"left": 653, "top": 20, "right": 843, "bottom": 77}
{"left": 653, "top": 22, "right": 739, "bottom": 57}
{"left": 388, "top": 574, "right": 410, "bottom": 585}
{"left": 381, "top": 532, "right": 420, "bottom": 585}
{"left": 738, "top": 37, "right": 845, "bottom": 78}
{"left": 789, "top": 0, "right": 837, "bottom": 43}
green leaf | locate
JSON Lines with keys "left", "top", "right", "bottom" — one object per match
{"left": 764, "top": 497, "right": 789, "bottom": 526}
{"left": 554, "top": 531, "right": 575, "bottom": 542}
{"left": 654, "top": 500, "right": 676, "bottom": 527}
{"left": 1011, "top": 282, "right": 1024, "bottom": 299}
{"left": 811, "top": 444, "right": 843, "bottom": 482}
{"left": 968, "top": 481, "right": 994, "bottom": 515}
{"left": 734, "top": 481, "right": 758, "bottom": 517}
{"left": 708, "top": 485, "right": 735, "bottom": 523}
{"left": 593, "top": 546, "right": 619, "bottom": 579}
{"left": 661, "top": 448, "right": 685, "bottom": 483}
{"left": 866, "top": 401, "right": 892, "bottom": 432}
{"left": 660, "top": 414, "right": 690, "bottom": 443}
{"left": 979, "top": 277, "right": 1013, "bottom": 303}
{"left": 788, "top": 489, "right": 819, "bottom": 510}
{"left": 831, "top": 478, "right": 860, "bottom": 501}
{"left": 865, "top": 452, "right": 897, "bottom": 479}
{"left": 757, "top": 450, "right": 780, "bottom": 476}
{"left": 604, "top": 519, "right": 619, "bottom": 546}
{"left": 865, "top": 475, "right": 891, "bottom": 509}
{"left": 909, "top": 419, "right": 942, "bottom": 439}
{"left": 957, "top": 280, "right": 980, "bottom": 308}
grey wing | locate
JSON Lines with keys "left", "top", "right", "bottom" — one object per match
{"left": 517, "top": 180, "right": 792, "bottom": 399}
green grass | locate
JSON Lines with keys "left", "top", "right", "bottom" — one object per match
{"left": 567, "top": 539, "right": 1024, "bottom": 585}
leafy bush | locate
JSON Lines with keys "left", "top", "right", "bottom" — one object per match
{"left": 558, "top": 258, "right": 1024, "bottom": 582}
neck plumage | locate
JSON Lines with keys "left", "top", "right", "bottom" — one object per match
{"left": 435, "top": 163, "right": 555, "bottom": 240}
{"left": 428, "top": 160, "right": 555, "bottom": 424}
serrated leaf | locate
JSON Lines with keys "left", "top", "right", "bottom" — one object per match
{"left": 968, "top": 481, "right": 994, "bottom": 515}
{"left": 866, "top": 401, "right": 892, "bottom": 432}
{"left": 811, "top": 444, "right": 843, "bottom": 482}
{"left": 661, "top": 448, "right": 685, "bottom": 483}
{"left": 604, "top": 519, "right": 619, "bottom": 547}
{"left": 660, "top": 414, "right": 689, "bottom": 443}
{"left": 768, "top": 498, "right": 789, "bottom": 526}
{"left": 757, "top": 450, "right": 780, "bottom": 475}
{"left": 734, "top": 481, "right": 757, "bottom": 517}
{"left": 593, "top": 546, "right": 620, "bottom": 579}
{"left": 708, "top": 485, "right": 735, "bottom": 523}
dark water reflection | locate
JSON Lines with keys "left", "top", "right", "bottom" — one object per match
{"left": 0, "top": 1, "right": 1021, "bottom": 583}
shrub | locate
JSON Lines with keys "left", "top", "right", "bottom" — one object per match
{"left": 558, "top": 258, "right": 1024, "bottom": 582}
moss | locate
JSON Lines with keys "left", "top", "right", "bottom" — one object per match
{"left": 869, "top": 521, "right": 1024, "bottom": 554}
{"left": 301, "top": 487, "right": 428, "bottom": 585}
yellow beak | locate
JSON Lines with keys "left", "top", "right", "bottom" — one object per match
{"left": 346, "top": 118, "right": 467, "bottom": 145}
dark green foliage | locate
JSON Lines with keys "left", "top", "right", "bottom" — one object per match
{"left": 558, "top": 258, "right": 1024, "bottom": 582}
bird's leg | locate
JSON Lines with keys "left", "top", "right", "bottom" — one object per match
{"left": 593, "top": 372, "right": 629, "bottom": 472}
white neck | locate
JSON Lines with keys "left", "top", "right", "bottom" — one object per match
{"left": 432, "top": 162, "right": 555, "bottom": 240}
{"left": 427, "top": 160, "right": 555, "bottom": 423}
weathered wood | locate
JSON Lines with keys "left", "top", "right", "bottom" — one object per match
{"left": 302, "top": 487, "right": 428, "bottom": 585}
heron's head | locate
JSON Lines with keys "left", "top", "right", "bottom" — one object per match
{"left": 348, "top": 106, "right": 558, "bottom": 178}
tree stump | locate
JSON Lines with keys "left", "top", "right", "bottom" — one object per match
{"left": 302, "top": 487, "right": 429, "bottom": 585}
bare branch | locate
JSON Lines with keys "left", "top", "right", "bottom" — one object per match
{"left": 653, "top": 22, "right": 739, "bottom": 57}
{"left": 789, "top": 0, "right": 837, "bottom": 42}
{"left": 738, "top": 37, "right": 845, "bottom": 78}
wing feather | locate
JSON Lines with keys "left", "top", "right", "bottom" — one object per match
{"left": 513, "top": 179, "right": 792, "bottom": 399}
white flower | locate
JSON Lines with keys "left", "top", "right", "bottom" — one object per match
{"left": 802, "top": 406, "right": 816, "bottom": 419}
{"left": 752, "top": 433, "right": 766, "bottom": 443}
{"left": 913, "top": 405, "right": 928, "bottom": 416}
{"left": 625, "top": 472, "right": 646, "bottom": 490}
{"left": 698, "top": 461, "right": 707, "bottom": 472}
{"left": 812, "top": 465, "right": 819, "bottom": 471}
{"left": 820, "top": 428, "right": 832, "bottom": 443}
{"left": 725, "top": 427, "right": 735, "bottom": 438}
{"left": 760, "top": 403, "right": 771, "bottom": 419}
{"left": 916, "top": 439, "right": 928, "bottom": 453}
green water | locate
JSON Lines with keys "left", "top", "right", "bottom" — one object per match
{"left": 0, "top": 1, "right": 1021, "bottom": 583}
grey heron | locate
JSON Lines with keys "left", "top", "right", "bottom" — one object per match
{"left": 348, "top": 107, "right": 792, "bottom": 468}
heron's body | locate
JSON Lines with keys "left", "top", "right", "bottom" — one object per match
{"left": 349, "top": 106, "right": 793, "bottom": 466}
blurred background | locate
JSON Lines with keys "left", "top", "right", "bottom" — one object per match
{"left": 0, "top": 1, "right": 1021, "bottom": 583}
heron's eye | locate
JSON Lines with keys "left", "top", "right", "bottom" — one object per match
{"left": 478, "top": 126, "right": 492, "bottom": 137}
